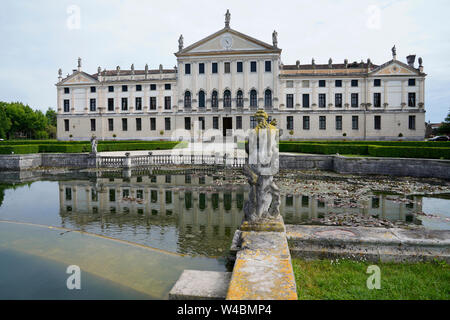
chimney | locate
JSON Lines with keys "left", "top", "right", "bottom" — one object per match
{"left": 406, "top": 55, "right": 416, "bottom": 67}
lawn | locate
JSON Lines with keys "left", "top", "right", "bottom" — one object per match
{"left": 292, "top": 258, "right": 450, "bottom": 300}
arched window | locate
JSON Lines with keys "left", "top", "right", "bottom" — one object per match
{"left": 264, "top": 89, "right": 272, "bottom": 107}
{"left": 184, "top": 91, "right": 191, "bottom": 108}
{"left": 236, "top": 90, "right": 243, "bottom": 108}
{"left": 198, "top": 90, "right": 205, "bottom": 108}
{"left": 223, "top": 90, "right": 231, "bottom": 108}
{"left": 250, "top": 90, "right": 257, "bottom": 107}
{"left": 211, "top": 91, "right": 218, "bottom": 108}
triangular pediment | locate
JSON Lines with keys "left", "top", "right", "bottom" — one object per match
{"left": 370, "top": 60, "right": 420, "bottom": 76}
{"left": 175, "top": 28, "right": 281, "bottom": 57}
{"left": 58, "top": 71, "right": 99, "bottom": 85}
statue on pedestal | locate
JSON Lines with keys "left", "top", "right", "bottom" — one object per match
{"left": 90, "top": 136, "right": 97, "bottom": 154}
{"left": 242, "top": 109, "right": 282, "bottom": 231}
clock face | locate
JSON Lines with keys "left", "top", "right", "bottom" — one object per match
{"left": 221, "top": 35, "right": 232, "bottom": 49}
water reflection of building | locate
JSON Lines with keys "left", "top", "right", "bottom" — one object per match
{"left": 60, "top": 173, "right": 423, "bottom": 229}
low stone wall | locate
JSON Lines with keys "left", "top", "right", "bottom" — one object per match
{"left": 0, "top": 153, "right": 96, "bottom": 171}
{"left": 279, "top": 153, "right": 450, "bottom": 179}
{"left": 0, "top": 154, "right": 42, "bottom": 171}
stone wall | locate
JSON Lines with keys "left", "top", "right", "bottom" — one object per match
{"left": 0, "top": 153, "right": 96, "bottom": 171}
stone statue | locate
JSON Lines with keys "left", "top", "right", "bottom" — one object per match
{"left": 418, "top": 57, "right": 423, "bottom": 67}
{"left": 242, "top": 109, "right": 281, "bottom": 226}
{"left": 131, "top": 63, "right": 135, "bottom": 74}
{"left": 97, "top": 66, "right": 101, "bottom": 74}
{"left": 272, "top": 30, "right": 278, "bottom": 47}
{"left": 116, "top": 66, "right": 120, "bottom": 75}
{"left": 392, "top": 45, "right": 397, "bottom": 59}
{"left": 225, "top": 9, "right": 231, "bottom": 28}
{"left": 58, "top": 68, "right": 62, "bottom": 77}
{"left": 178, "top": 34, "right": 184, "bottom": 51}
{"left": 78, "top": 57, "right": 82, "bottom": 69}
{"left": 145, "top": 64, "right": 148, "bottom": 73}
{"left": 90, "top": 136, "right": 97, "bottom": 154}
{"left": 328, "top": 58, "right": 332, "bottom": 68}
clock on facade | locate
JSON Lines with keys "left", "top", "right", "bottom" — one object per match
{"left": 221, "top": 35, "right": 232, "bottom": 49}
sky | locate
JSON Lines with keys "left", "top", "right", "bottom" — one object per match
{"left": 0, "top": 0, "right": 449, "bottom": 122}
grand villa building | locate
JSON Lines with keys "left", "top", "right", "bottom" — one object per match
{"left": 56, "top": 10, "right": 426, "bottom": 141}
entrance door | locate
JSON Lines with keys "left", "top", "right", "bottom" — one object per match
{"left": 222, "top": 117, "right": 232, "bottom": 136}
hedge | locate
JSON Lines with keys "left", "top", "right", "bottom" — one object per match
{"left": 280, "top": 140, "right": 450, "bottom": 147}
{"left": 368, "top": 146, "right": 450, "bottom": 159}
{"left": 0, "top": 145, "right": 39, "bottom": 154}
{"left": 97, "top": 142, "right": 182, "bottom": 152}
{"left": 279, "top": 143, "right": 369, "bottom": 155}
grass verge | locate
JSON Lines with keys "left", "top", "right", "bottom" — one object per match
{"left": 292, "top": 258, "right": 449, "bottom": 300}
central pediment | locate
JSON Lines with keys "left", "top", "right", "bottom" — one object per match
{"left": 175, "top": 28, "right": 281, "bottom": 57}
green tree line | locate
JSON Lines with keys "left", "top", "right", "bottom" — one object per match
{"left": 0, "top": 101, "right": 56, "bottom": 140}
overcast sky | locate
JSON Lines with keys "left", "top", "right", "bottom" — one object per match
{"left": 0, "top": 0, "right": 449, "bottom": 122}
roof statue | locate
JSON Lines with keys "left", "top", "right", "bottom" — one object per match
{"left": 272, "top": 30, "right": 278, "bottom": 47}
{"left": 178, "top": 34, "right": 183, "bottom": 51}
{"left": 392, "top": 45, "right": 397, "bottom": 59}
{"left": 225, "top": 9, "right": 230, "bottom": 28}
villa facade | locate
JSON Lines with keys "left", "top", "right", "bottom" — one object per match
{"left": 56, "top": 11, "right": 426, "bottom": 141}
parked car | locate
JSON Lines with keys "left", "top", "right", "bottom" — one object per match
{"left": 428, "top": 136, "right": 449, "bottom": 141}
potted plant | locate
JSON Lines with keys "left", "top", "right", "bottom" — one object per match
{"left": 343, "top": 132, "right": 347, "bottom": 141}
{"left": 398, "top": 133, "right": 404, "bottom": 141}
{"left": 160, "top": 130, "right": 164, "bottom": 136}
{"left": 69, "top": 134, "right": 73, "bottom": 141}
{"left": 289, "top": 130, "right": 294, "bottom": 141}
{"left": 112, "top": 133, "right": 117, "bottom": 141}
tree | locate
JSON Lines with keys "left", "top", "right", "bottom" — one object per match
{"left": 0, "top": 103, "right": 12, "bottom": 139}
{"left": 437, "top": 112, "right": 450, "bottom": 135}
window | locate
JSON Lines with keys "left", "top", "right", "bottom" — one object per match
{"left": 335, "top": 93, "right": 342, "bottom": 108}
{"left": 211, "top": 91, "right": 218, "bottom": 108}
{"left": 64, "top": 87, "right": 70, "bottom": 94}
{"left": 90, "top": 86, "right": 96, "bottom": 93}
{"left": 374, "top": 79, "right": 381, "bottom": 87}
{"left": 286, "top": 94, "right": 294, "bottom": 108}
{"left": 184, "top": 117, "right": 191, "bottom": 130}
{"left": 63, "top": 99, "right": 70, "bottom": 112}
{"left": 351, "top": 80, "right": 358, "bottom": 87}
{"left": 199, "top": 63, "right": 205, "bottom": 74}
{"left": 136, "top": 84, "right": 142, "bottom": 91}
{"left": 335, "top": 80, "right": 342, "bottom": 87}
{"left": 303, "top": 116, "right": 310, "bottom": 130}
{"left": 65, "top": 188, "right": 72, "bottom": 201}
{"left": 286, "top": 116, "right": 294, "bottom": 130}
{"left": 150, "top": 97, "right": 156, "bottom": 110}
{"left": 184, "top": 91, "right": 191, "bottom": 108}
{"left": 185, "top": 63, "right": 191, "bottom": 74}
{"left": 250, "top": 90, "right": 257, "bottom": 107}
{"left": 150, "top": 84, "right": 156, "bottom": 90}
{"left": 374, "top": 115, "right": 381, "bottom": 130}
{"left": 108, "top": 98, "right": 114, "bottom": 111}
{"left": 335, "top": 116, "right": 342, "bottom": 130}
{"left": 89, "top": 99, "right": 96, "bottom": 111}
{"left": 198, "top": 91, "right": 205, "bottom": 108}
{"left": 213, "top": 117, "right": 219, "bottom": 129}
{"left": 265, "top": 61, "right": 271, "bottom": 72}
{"left": 408, "top": 93, "right": 416, "bottom": 107}
{"left": 250, "top": 61, "right": 257, "bottom": 72}
{"left": 90, "top": 119, "right": 96, "bottom": 131}
{"left": 318, "top": 94, "right": 326, "bottom": 108}
{"left": 212, "top": 62, "right": 218, "bottom": 73}
{"left": 237, "top": 61, "right": 243, "bottom": 72}
{"left": 121, "top": 97, "right": 128, "bottom": 111}
{"left": 109, "top": 189, "right": 115, "bottom": 202}
{"left": 150, "top": 118, "right": 156, "bottom": 130}
{"left": 352, "top": 116, "right": 359, "bottom": 130}
{"left": 108, "top": 118, "right": 114, "bottom": 131}
{"left": 351, "top": 93, "right": 359, "bottom": 108}
{"left": 64, "top": 119, "right": 69, "bottom": 131}
{"left": 223, "top": 90, "right": 231, "bottom": 107}
{"left": 199, "top": 116, "right": 205, "bottom": 130}
{"left": 408, "top": 79, "right": 416, "bottom": 86}
{"left": 165, "top": 84, "right": 171, "bottom": 90}
{"left": 122, "top": 85, "right": 128, "bottom": 92}
{"left": 319, "top": 80, "right": 326, "bottom": 87}
{"left": 236, "top": 116, "right": 242, "bottom": 129}
{"left": 108, "top": 86, "right": 114, "bottom": 92}
{"left": 135, "top": 97, "right": 142, "bottom": 110}
{"left": 224, "top": 62, "right": 230, "bottom": 74}
{"left": 122, "top": 118, "right": 128, "bottom": 131}
{"left": 250, "top": 116, "right": 257, "bottom": 129}
{"left": 373, "top": 93, "right": 381, "bottom": 107}
{"left": 236, "top": 90, "right": 243, "bottom": 107}
{"left": 302, "top": 94, "right": 310, "bottom": 108}
{"left": 165, "top": 117, "right": 171, "bottom": 130}
{"left": 319, "top": 116, "right": 326, "bottom": 130}
{"left": 164, "top": 96, "right": 171, "bottom": 110}
{"left": 136, "top": 118, "right": 142, "bottom": 131}
{"left": 302, "top": 80, "right": 309, "bottom": 88}
{"left": 264, "top": 89, "right": 272, "bottom": 107}
{"left": 286, "top": 80, "right": 294, "bottom": 88}
{"left": 409, "top": 115, "right": 416, "bottom": 130}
